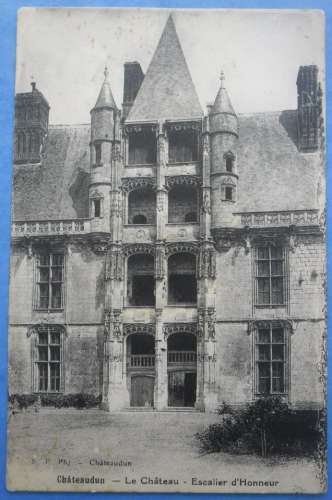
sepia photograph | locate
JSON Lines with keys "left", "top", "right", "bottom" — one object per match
{"left": 6, "top": 7, "right": 326, "bottom": 493}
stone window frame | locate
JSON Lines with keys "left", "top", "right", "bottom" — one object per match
{"left": 89, "top": 190, "right": 104, "bottom": 219}
{"left": 165, "top": 175, "right": 201, "bottom": 224}
{"left": 123, "top": 247, "right": 156, "bottom": 308}
{"left": 165, "top": 121, "right": 201, "bottom": 165}
{"left": 94, "top": 142, "right": 102, "bottom": 165}
{"left": 121, "top": 177, "right": 156, "bottom": 225}
{"left": 166, "top": 250, "right": 198, "bottom": 306}
{"left": 29, "top": 324, "right": 66, "bottom": 394}
{"left": 34, "top": 251, "right": 65, "bottom": 311}
{"left": 220, "top": 176, "right": 237, "bottom": 202}
{"left": 124, "top": 124, "right": 158, "bottom": 166}
{"left": 252, "top": 321, "right": 290, "bottom": 398}
{"left": 254, "top": 243, "right": 288, "bottom": 308}
{"left": 223, "top": 151, "right": 236, "bottom": 173}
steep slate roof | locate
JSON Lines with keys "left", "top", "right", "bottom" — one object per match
{"left": 12, "top": 125, "right": 90, "bottom": 220}
{"left": 12, "top": 111, "right": 322, "bottom": 221}
{"left": 127, "top": 15, "right": 203, "bottom": 122}
{"left": 93, "top": 68, "right": 117, "bottom": 110}
{"left": 212, "top": 78, "right": 237, "bottom": 116}
{"left": 236, "top": 111, "right": 322, "bottom": 212}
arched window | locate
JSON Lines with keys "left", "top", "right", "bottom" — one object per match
{"left": 132, "top": 214, "right": 147, "bottom": 225}
{"left": 168, "top": 184, "right": 198, "bottom": 223}
{"left": 168, "top": 253, "right": 197, "bottom": 305}
{"left": 128, "top": 187, "right": 156, "bottom": 224}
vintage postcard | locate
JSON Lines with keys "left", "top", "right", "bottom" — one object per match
{"left": 7, "top": 7, "right": 326, "bottom": 493}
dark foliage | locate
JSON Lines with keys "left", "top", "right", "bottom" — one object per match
{"left": 9, "top": 393, "right": 102, "bottom": 410}
{"left": 196, "top": 397, "right": 323, "bottom": 457}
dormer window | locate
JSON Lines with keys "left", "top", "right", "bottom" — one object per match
{"left": 95, "top": 143, "right": 102, "bottom": 164}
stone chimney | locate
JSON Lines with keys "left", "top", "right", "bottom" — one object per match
{"left": 297, "top": 65, "right": 320, "bottom": 152}
{"left": 122, "top": 62, "right": 144, "bottom": 120}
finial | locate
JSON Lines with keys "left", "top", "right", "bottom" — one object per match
{"left": 220, "top": 70, "right": 225, "bottom": 87}
{"left": 30, "top": 75, "right": 36, "bottom": 91}
{"left": 104, "top": 65, "right": 109, "bottom": 80}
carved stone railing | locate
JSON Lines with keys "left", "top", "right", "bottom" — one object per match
{"left": 168, "top": 351, "right": 197, "bottom": 365}
{"left": 237, "top": 209, "right": 319, "bottom": 228}
{"left": 128, "top": 355, "right": 155, "bottom": 368}
{"left": 12, "top": 219, "right": 91, "bottom": 237}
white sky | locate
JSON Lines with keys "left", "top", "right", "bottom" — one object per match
{"left": 16, "top": 8, "right": 325, "bottom": 125}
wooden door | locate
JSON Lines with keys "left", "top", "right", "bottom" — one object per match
{"left": 168, "top": 371, "right": 196, "bottom": 407}
{"left": 130, "top": 375, "right": 154, "bottom": 407}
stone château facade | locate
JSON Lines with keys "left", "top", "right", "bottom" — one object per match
{"left": 9, "top": 15, "right": 326, "bottom": 411}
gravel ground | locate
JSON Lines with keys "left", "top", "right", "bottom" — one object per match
{"left": 7, "top": 408, "right": 324, "bottom": 493}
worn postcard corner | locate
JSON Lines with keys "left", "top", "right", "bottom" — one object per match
{"left": 7, "top": 7, "right": 327, "bottom": 494}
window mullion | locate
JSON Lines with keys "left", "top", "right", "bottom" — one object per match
{"left": 270, "top": 326, "right": 273, "bottom": 394}
{"left": 47, "top": 328, "right": 51, "bottom": 392}
{"left": 269, "top": 247, "right": 272, "bottom": 306}
{"left": 49, "top": 255, "right": 52, "bottom": 310}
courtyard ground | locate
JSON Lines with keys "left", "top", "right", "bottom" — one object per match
{"left": 7, "top": 409, "right": 323, "bottom": 493}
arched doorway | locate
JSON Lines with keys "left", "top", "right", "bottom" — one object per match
{"left": 167, "top": 333, "right": 197, "bottom": 407}
{"left": 127, "top": 333, "right": 155, "bottom": 407}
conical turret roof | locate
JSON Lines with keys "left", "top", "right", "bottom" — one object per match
{"left": 127, "top": 14, "right": 203, "bottom": 122}
{"left": 93, "top": 67, "right": 117, "bottom": 110}
{"left": 211, "top": 72, "right": 236, "bottom": 116}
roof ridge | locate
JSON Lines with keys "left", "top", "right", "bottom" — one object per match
{"left": 238, "top": 109, "right": 296, "bottom": 117}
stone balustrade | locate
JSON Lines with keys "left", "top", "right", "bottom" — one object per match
{"left": 237, "top": 209, "right": 320, "bottom": 228}
{"left": 12, "top": 219, "right": 91, "bottom": 236}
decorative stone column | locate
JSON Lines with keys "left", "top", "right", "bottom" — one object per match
{"left": 102, "top": 242, "right": 128, "bottom": 411}
{"left": 154, "top": 309, "right": 168, "bottom": 409}
{"left": 200, "top": 120, "right": 212, "bottom": 240}
{"left": 196, "top": 307, "right": 218, "bottom": 411}
{"left": 196, "top": 239, "right": 218, "bottom": 411}
{"left": 102, "top": 309, "right": 129, "bottom": 411}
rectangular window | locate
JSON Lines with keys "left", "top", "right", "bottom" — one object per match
{"left": 35, "top": 326, "right": 62, "bottom": 392}
{"left": 128, "top": 130, "right": 157, "bottom": 165}
{"left": 168, "top": 129, "right": 198, "bottom": 163}
{"left": 255, "top": 326, "right": 287, "bottom": 395}
{"left": 93, "top": 199, "right": 101, "bottom": 218}
{"left": 95, "top": 143, "right": 102, "bottom": 164}
{"left": 36, "top": 253, "right": 64, "bottom": 310}
{"left": 255, "top": 246, "right": 285, "bottom": 306}
{"left": 225, "top": 186, "right": 233, "bottom": 201}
